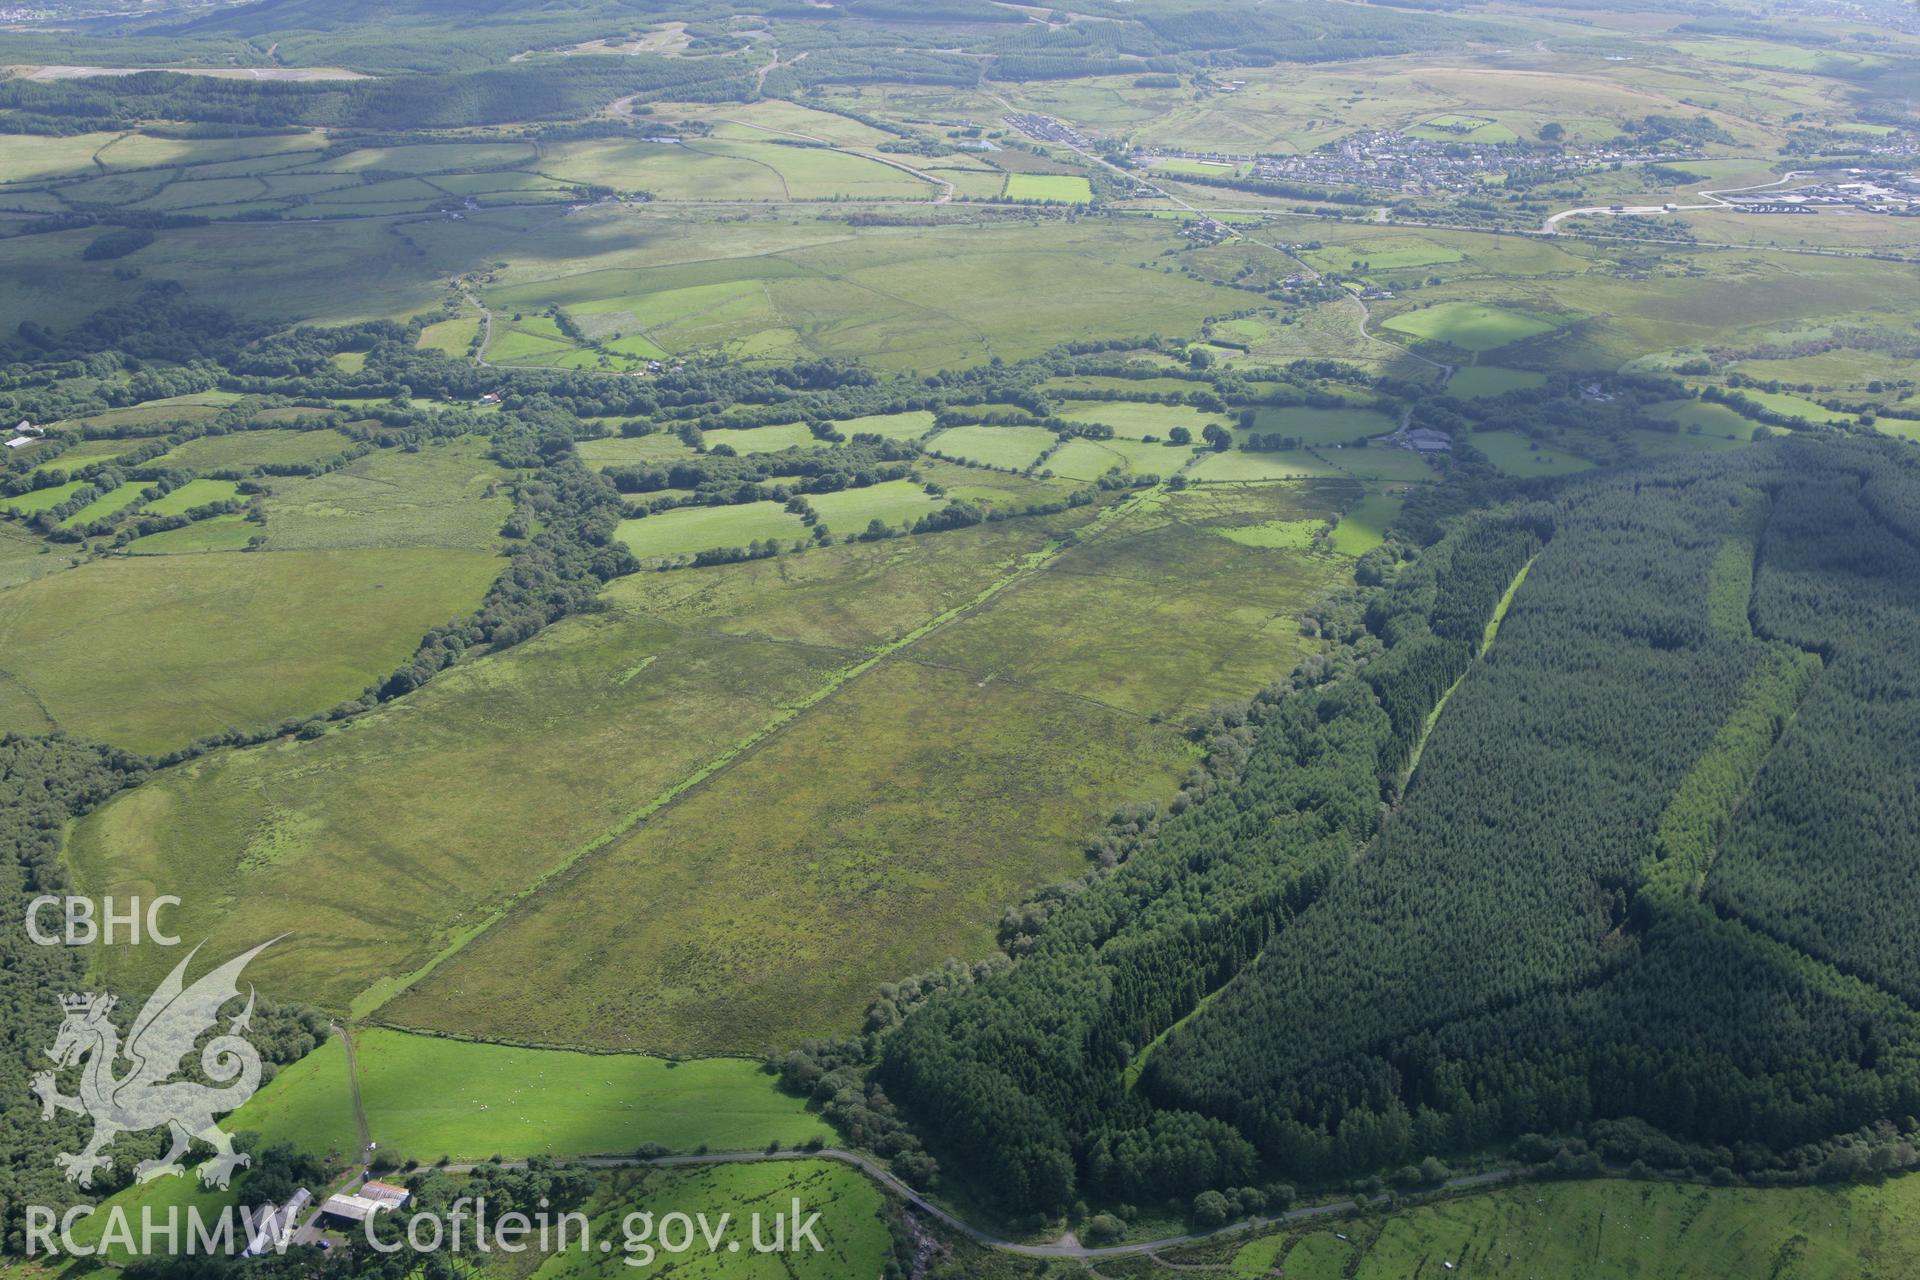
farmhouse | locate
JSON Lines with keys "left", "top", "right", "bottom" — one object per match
{"left": 242, "top": 1188, "right": 312, "bottom": 1257}
{"left": 319, "top": 1181, "right": 410, "bottom": 1227}
{"left": 361, "top": 1181, "right": 412, "bottom": 1208}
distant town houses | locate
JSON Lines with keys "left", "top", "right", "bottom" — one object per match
{"left": 1002, "top": 113, "right": 1090, "bottom": 149}
{"left": 1136, "top": 129, "right": 1707, "bottom": 197}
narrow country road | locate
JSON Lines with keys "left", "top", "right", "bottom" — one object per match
{"left": 334, "top": 1022, "right": 375, "bottom": 1167}
{"left": 432, "top": 1148, "right": 1520, "bottom": 1260}
{"left": 1541, "top": 170, "right": 1812, "bottom": 233}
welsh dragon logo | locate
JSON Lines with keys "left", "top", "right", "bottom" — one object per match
{"left": 33, "top": 939, "right": 277, "bottom": 1190}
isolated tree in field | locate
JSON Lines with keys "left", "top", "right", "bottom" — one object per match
{"left": 1168, "top": 426, "right": 1192, "bottom": 445}
{"left": 1203, "top": 423, "right": 1232, "bottom": 451}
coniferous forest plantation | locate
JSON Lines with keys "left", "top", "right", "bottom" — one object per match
{"left": 1, "top": 0, "right": 1919, "bottom": 1277}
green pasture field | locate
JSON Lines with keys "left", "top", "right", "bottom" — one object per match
{"left": 154, "top": 428, "right": 353, "bottom": 473}
{"left": 68, "top": 518, "right": 1077, "bottom": 1018}
{"left": 616, "top": 502, "right": 808, "bottom": 561}
{"left": 0, "top": 131, "right": 132, "bottom": 183}
{"left": 489, "top": 314, "right": 577, "bottom": 365}
{"left": 0, "top": 547, "right": 497, "bottom": 753}
{"left": 474, "top": 213, "right": 1249, "bottom": 371}
{"left": 143, "top": 478, "right": 241, "bottom": 515}
{"left": 1246, "top": 405, "right": 1397, "bottom": 446}
{"left": 805, "top": 479, "right": 943, "bottom": 532}
{"left": 226, "top": 1033, "right": 362, "bottom": 1159}
{"left": 1297, "top": 238, "right": 1464, "bottom": 274}
{"left": 61, "top": 1175, "right": 241, "bottom": 1266}
{"left": 58, "top": 392, "right": 242, "bottom": 430}
{"left": 0, "top": 480, "right": 85, "bottom": 514}
{"left": 534, "top": 1162, "right": 889, "bottom": 1280}
{"left": 0, "top": 522, "right": 63, "bottom": 592}
{"left": 262, "top": 439, "right": 511, "bottom": 551}
{"left": 1044, "top": 437, "right": 1177, "bottom": 482}
{"left": 1730, "top": 387, "right": 1852, "bottom": 424}
{"left": 1877, "top": 420, "right": 1920, "bottom": 445}
{"left": 94, "top": 131, "right": 328, "bottom": 173}
{"left": 1645, "top": 399, "right": 1760, "bottom": 437}
{"left": 1209, "top": 1175, "right": 1920, "bottom": 1280}
{"left": 1188, "top": 450, "right": 1347, "bottom": 482}
{"left": 1379, "top": 301, "right": 1562, "bottom": 352}
{"left": 702, "top": 423, "right": 816, "bottom": 454}
{"left": 331, "top": 142, "right": 540, "bottom": 174}
{"left": 948, "top": 403, "right": 1037, "bottom": 421}
{"left": 344, "top": 1029, "right": 827, "bottom": 1160}
{"left": 1405, "top": 113, "right": 1517, "bottom": 143}
{"left": 1672, "top": 37, "right": 1887, "bottom": 74}
{"left": 1320, "top": 446, "right": 1438, "bottom": 483}
{"left": 126, "top": 513, "right": 256, "bottom": 554}
{"left": 938, "top": 166, "right": 1013, "bottom": 199}
{"left": 563, "top": 277, "right": 783, "bottom": 354}
{"left": 578, "top": 434, "right": 696, "bottom": 469}
{"left": 539, "top": 138, "right": 926, "bottom": 202}
{"left": 1004, "top": 173, "right": 1094, "bottom": 203}
{"left": 417, "top": 316, "right": 482, "bottom": 356}
{"left": 690, "top": 98, "right": 900, "bottom": 149}
{"left": 1041, "top": 374, "right": 1202, "bottom": 396}
{"left": 432, "top": 172, "right": 571, "bottom": 198}
{"left": 1328, "top": 488, "right": 1404, "bottom": 555}
{"left": 28, "top": 436, "right": 141, "bottom": 474}
{"left": 1150, "top": 157, "right": 1243, "bottom": 177}
{"left": 1729, "top": 348, "right": 1914, "bottom": 390}
{"left": 1469, "top": 430, "right": 1595, "bottom": 477}
{"left": 925, "top": 425, "right": 1058, "bottom": 470}
{"left": 1210, "top": 317, "right": 1277, "bottom": 345}
{"left": 917, "top": 460, "right": 1081, "bottom": 512}
{"left": 485, "top": 328, "right": 568, "bottom": 364}
{"left": 255, "top": 406, "right": 343, "bottom": 425}
{"left": 1447, "top": 366, "right": 1547, "bottom": 398}
{"left": 1052, "top": 399, "right": 1230, "bottom": 440}
{"left": 835, "top": 410, "right": 936, "bottom": 441}
{"left": 57, "top": 484, "right": 143, "bottom": 528}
